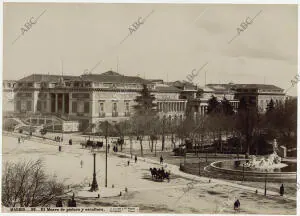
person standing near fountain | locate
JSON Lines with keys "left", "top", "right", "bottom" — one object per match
{"left": 280, "top": 184, "right": 284, "bottom": 196}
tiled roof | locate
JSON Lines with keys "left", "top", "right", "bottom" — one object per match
{"left": 18, "top": 74, "right": 80, "bottom": 82}
{"left": 154, "top": 85, "right": 181, "bottom": 93}
{"left": 206, "top": 83, "right": 284, "bottom": 91}
{"left": 168, "top": 81, "right": 197, "bottom": 91}
{"left": 232, "top": 84, "right": 284, "bottom": 91}
{"left": 17, "top": 71, "right": 150, "bottom": 84}
{"left": 205, "top": 84, "right": 235, "bottom": 92}
{"left": 81, "top": 71, "right": 150, "bottom": 84}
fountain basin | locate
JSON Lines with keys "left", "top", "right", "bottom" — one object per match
{"left": 207, "top": 159, "right": 296, "bottom": 182}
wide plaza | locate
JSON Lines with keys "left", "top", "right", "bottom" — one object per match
{"left": 2, "top": 133, "right": 296, "bottom": 214}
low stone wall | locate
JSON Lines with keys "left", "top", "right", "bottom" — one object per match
{"left": 208, "top": 160, "right": 296, "bottom": 182}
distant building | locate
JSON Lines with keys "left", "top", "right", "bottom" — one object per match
{"left": 2, "top": 80, "right": 17, "bottom": 114}
{"left": 232, "top": 84, "right": 286, "bottom": 112}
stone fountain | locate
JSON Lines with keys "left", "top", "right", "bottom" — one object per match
{"left": 243, "top": 139, "right": 287, "bottom": 171}
{"left": 207, "top": 139, "right": 296, "bottom": 182}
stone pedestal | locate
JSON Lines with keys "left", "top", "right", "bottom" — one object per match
{"left": 278, "top": 146, "right": 287, "bottom": 158}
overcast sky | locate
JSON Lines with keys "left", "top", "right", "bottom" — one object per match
{"left": 3, "top": 3, "right": 297, "bottom": 95}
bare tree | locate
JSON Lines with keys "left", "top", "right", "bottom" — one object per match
{"left": 2, "top": 159, "right": 65, "bottom": 207}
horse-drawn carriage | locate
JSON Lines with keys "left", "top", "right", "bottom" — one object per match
{"left": 149, "top": 168, "right": 170, "bottom": 182}
{"left": 80, "top": 140, "right": 104, "bottom": 149}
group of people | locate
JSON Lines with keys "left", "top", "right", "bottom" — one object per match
{"left": 127, "top": 155, "right": 138, "bottom": 166}
{"left": 54, "top": 136, "right": 63, "bottom": 142}
{"left": 232, "top": 184, "right": 285, "bottom": 212}
{"left": 113, "top": 145, "right": 119, "bottom": 152}
{"left": 56, "top": 194, "right": 77, "bottom": 207}
{"left": 17, "top": 137, "right": 24, "bottom": 144}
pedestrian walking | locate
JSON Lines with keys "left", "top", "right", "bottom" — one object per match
{"left": 18, "top": 137, "right": 20, "bottom": 144}
{"left": 160, "top": 155, "right": 164, "bottom": 164}
{"left": 280, "top": 184, "right": 284, "bottom": 196}
{"left": 127, "top": 160, "right": 130, "bottom": 166}
{"left": 67, "top": 193, "right": 76, "bottom": 207}
{"left": 135, "top": 155, "right": 137, "bottom": 163}
{"left": 234, "top": 199, "right": 240, "bottom": 212}
{"left": 56, "top": 198, "right": 63, "bottom": 207}
{"left": 80, "top": 160, "right": 83, "bottom": 168}
{"left": 108, "top": 144, "right": 110, "bottom": 153}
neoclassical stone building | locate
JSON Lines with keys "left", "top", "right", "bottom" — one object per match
{"left": 3, "top": 71, "right": 286, "bottom": 131}
{"left": 9, "top": 71, "right": 187, "bottom": 131}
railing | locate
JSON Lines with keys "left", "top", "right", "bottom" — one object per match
{"left": 99, "top": 113, "right": 106, "bottom": 118}
{"left": 112, "top": 112, "right": 118, "bottom": 117}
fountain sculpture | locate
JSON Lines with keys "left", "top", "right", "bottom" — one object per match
{"left": 243, "top": 139, "right": 287, "bottom": 171}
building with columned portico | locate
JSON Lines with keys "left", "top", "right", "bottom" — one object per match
{"left": 4, "top": 71, "right": 286, "bottom": 132}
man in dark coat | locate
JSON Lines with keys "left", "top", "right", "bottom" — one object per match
{"left": 68, "top": 194, "right": 77, "bottom": 207}
{"left": 234, "top": 199, "right": 240, "bottom": 212}
{"left": 280, "top": 184, "right": 284, "bottom": 196}
{"left": 56, "top": 198, "right": 63, "bottom": 207}
{"left": 160, "top": 155, "right": 164, "bottom": 164}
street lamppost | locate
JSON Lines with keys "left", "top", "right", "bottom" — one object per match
{"left": 198, "top": 157, "right": 201, "bottom": 176}
{"left": 264, "top": 172, "right": 267, "bottom": 196}
{"left": 242, "top": 163, "right": 245, "bottom": 182}
{"left": 105, "top": 120, "right": 108, "bottom": 188}
{"left": 90, "top": 152, "right": 98, "bottom": 191}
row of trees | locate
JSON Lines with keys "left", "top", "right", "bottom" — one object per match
{"left": 92, "top": 84, "right": 296, "bottom": 157}
{"left": 204, "top": 95, "right": 297, "bottom": 155}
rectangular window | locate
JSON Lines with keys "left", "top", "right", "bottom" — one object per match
{"left": 72, "top": 101, "right": 77, "bottom": 113}
{"left": 112, "top": 103, "right": 118, "bottom": 117}
{"left": 84, "top": 102, "right": 90, "bottom": 113}
{"left": 37, "top": 101, "right": 42, "bottom": 111}
{"left": 113, "top": 103, "right": 117, "bottom": 112}
{"left": 16, "top": 101, "right": 21, "bottom": 111}
{"left": 99, "top": 103, "right": 104, "bottom": 112}
{"left": 125, "top": 102, "right": 129, "bottom": 112}
{"left": 26, "top": 101, "right": 32, "bottom": 111}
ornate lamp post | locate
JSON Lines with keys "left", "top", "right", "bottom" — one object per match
{"left": 264, "top": 172, "right": 267, "bottom": 196}
{"left": 90, "top": 152, "right": 98, "bottom": 191}
{"left": 105, "top": 120, "right": 108, "bottom": 188}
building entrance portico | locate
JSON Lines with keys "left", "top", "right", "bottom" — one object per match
{"left": 50, "top": 93, "right": 69, "bottom": 114}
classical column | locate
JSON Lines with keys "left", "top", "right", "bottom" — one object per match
{"left": 55, "top": 94, "right": 58, "bottom": 113}
{"left": 62, "top": 94, "right": 65, "bottom": 114}
{"left": 69, "top": 93, "right": 72, "bottom": 114}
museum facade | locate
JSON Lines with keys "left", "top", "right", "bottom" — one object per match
{"left": 2, "top": 71, "right": 286, "bottom": 131}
